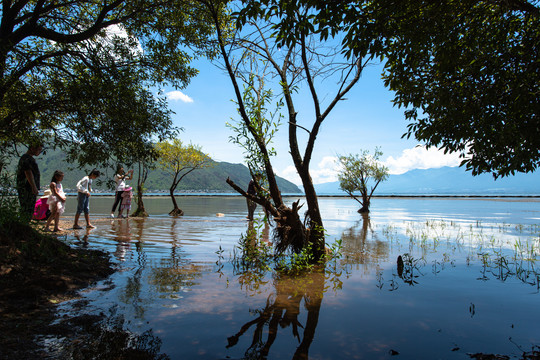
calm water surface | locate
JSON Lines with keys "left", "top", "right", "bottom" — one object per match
{"left": 50, "top": 196, "right": 540, "bottom": 359}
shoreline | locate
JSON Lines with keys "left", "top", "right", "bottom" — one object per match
{"left": 41, "top": 193, "right": 540, "bottom": 199}
{"left": 0, "top": 221, "right": 115, "bottom": 358}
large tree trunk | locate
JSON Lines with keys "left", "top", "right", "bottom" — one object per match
{"left": 298, "top": 168, "right": 325, "bottom": 260}
{"left": 358, "top": 192, "right": 370, "bottom": 213}
{"left": 168, "top": 185, "right": 184, "bottom": 216}
{"left": 132, "top": 162, "right": 149, "bottom": 217}
{"left": 226, "top": 177, "right": 309, "bottom": 256}
{"left": 206, "top": 2, "right": 368, "bottom": 262}
{"left": 132, "top": 183, "right": 148, "bottom": 217}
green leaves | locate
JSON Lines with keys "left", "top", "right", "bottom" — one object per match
{"left": 154, "top": 139, "right": 213, "bottom": 182}
{"left": 227, "top": 73, "right": 283, "bottom": 176}
{"left": 0, "top": 0, "right": 221, "bottom": 169}
{"left": 377, "top": 0, "right": 540, "bottom": 177}
{"left": 246, "top": 1, "right": 540, "bottom": 178}
{"left": 338, "top": 149, "right": 389, "bottom": 212}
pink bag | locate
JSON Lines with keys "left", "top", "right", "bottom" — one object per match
{"left": 33, "top": 198, "right": 50, "bottom": 220}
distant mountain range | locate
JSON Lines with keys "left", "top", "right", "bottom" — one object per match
{"left": 13, "top": 149, "right": 539, "bottom": 195}
{"left": 12, "top": 149, "right": 301, "bottom": 194}
{"left": 314, "top": 166, "right": 540, "bottom": 196}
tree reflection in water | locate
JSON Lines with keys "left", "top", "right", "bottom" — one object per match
{"left": 54, "top": 313, "right": 170, "bottom": 359}
{"left": 227, "top": 270, "right": 325, "bottom": 360}
{"left": 340, "top": 214, "right": 389, "bottom": 266}
{"left": 118, "top": 219, "right": 148, "bottom": 319}
{"left": 149, "top": 218, "right": 209, "bottom": 297}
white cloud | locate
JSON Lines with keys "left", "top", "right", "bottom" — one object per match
{"left": 166, "top": 91, "right": 194, "bottom": 103}
{"left": 279, "top": 156, "right": 340, "bottom": 185}
{"left": 384, "top": 145, "right": 462, "bottom": 175}
{"left": 280, "top": 166, "right": 302, "bottom": 185}
{"left": 278, "top": 146, "right": 464, "bottom": 185}
{"left": 99, "top": 24, "right": 143, "bottom": 57}
{"left": 312, "top": 156, "right": 341, "bottom": 184}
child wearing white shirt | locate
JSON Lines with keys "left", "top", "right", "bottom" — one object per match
{"left": 73, "top": 169, "right": 100, "bottom": 229}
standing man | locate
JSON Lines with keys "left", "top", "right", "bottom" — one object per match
{"left": 16, "top": 142, "right": 43, "bottom": 220}
{"left": 246, "top": 174, "right": 262, "bottom": 221}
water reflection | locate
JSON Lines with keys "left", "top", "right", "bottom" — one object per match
{"left": 119, "top": 231, "right": 148, "bottom": 319}
{"left": 110, "top": 219, "right": 132, "bottom": 261}
{"left": 149, "top": 220, "right": 207, "bottom": 298}
{"left": 51, "top": 197, "right": 540, "bottom": 359}
{"left": 50, "top": 312, "right": 169, "bottom": 359}
{"left": 340, "top": 214, "right": 389, "bottom": 265}
{"left": 72, "top": 227, "right": 94, "bottom": 248}
{"left": 246, "top": 219, "right": 271, "bottom": 244}
{"left": 227, "top": 271, "right": 325, "bottom": 360}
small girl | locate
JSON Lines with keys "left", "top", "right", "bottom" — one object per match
{"left": 118, "top": 186, "right": 133, "bottom": 218}
{"left": 45, "top": 170, "right": 66, "bottom": 232}
{"left": 110, "top": 165, "right": 133, "bottom": 218}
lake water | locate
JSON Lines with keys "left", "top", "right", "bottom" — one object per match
{"left": 48, "top": 196, "right": 540, "bottom": 359}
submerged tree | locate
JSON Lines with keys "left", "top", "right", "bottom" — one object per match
{"left": 155, "top": 140, "right": 213, "bottom": 216}
{"left": 123, "top": 141, "right": 157, "bottom": 218}
{"left": 202, "top": 0, "right": 368, "bottom": 261}
{"left": 338, "top": 149, "right": 389, "bottom": 213}
{"left": 267, "top": 0, "right": 540, "bottom": 178}
{"left": 131, "top": 159, "right": 152, "bottom": 218}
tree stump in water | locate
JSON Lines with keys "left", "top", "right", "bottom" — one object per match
{"left": 132, "top": 208, "right": 148, "bottom": 217}
{"left": 169, "top": 208, "right": 184, "bottom": 216}
{"left": 273, "top": 201, "right": 308, "bottom": 254}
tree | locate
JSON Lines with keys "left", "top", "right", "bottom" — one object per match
{"left": 274, "top": 0, "right": 539, "bottom": 178}
{"left": 131, "top": 156, "right": 153, "bottom": 218}
{"left": 378, "top": 1, "right": 540, "bottom": 178}
{"left": 338, "top": 149, "right": 389, "bottom": 214}
{"left": 62, "top": 64, "right": 178, "bottom": 169}
{"left": 120, "top": 140, "right": 157, "bottom": 218}
{"left": 0, "top": 0, "right": 219, "bottom": 168}
{"left": 202, "top": 0, "right": 368, "bottom": 261}
{"left": 155, "top": 139, "right": 213, "bottom": 216}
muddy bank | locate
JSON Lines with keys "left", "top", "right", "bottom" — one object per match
{"left": 0, "top": 220, "right": 114, "bottom": 359}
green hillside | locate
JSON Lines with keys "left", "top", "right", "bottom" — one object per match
{"left": 10, "top": 149, "right": 301, "bottom": 193}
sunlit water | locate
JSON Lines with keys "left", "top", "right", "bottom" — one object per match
{"left": 48, "top": 196, "right": 540, "bottom": 359}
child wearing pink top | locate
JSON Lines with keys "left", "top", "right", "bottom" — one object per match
{"left": 119, "top": 186, "right": 133, "bottom": 218}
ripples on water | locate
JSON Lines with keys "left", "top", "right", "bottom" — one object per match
{"left": 47, "top": 196, "right": 540, "bottom": 359}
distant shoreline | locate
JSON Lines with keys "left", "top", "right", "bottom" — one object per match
{"left": 55, "top": 193, "right": 540, "bottom": 199}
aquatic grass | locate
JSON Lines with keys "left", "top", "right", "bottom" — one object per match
{"left": 370, "top": 219, "right": 540, "bottom": 291}
{"left": 223, "top": 216, "right": 540, "bottom": 292}
{"left": 226, "top": 217, "right": 345, "bottom": 281}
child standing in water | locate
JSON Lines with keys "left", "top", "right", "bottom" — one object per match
{"left": 45, "top": 170, "right": 66, "bottom": 232}
{"left": 119, "top": 186, "right": 133, "bottom": 218}
{"left": 111, "top": 166, "right": 133, "bottom": 218}
{"left": 73, "top": 169, "right": 101, "bottom": 229}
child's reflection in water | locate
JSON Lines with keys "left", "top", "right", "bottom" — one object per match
{"left": 111, "top": 218, "right": 131, "bottom": 261}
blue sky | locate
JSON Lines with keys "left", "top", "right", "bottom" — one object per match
{"left": 163, "top": 58, "right": 462, "bottom": 186}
